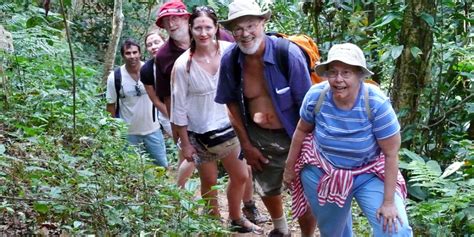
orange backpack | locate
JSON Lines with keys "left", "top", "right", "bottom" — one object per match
{"left": 269, "top": 33, "right": 324, "bottom": 84}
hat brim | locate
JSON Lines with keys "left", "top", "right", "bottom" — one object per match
{"left": 219, "top": 10, "right": 271, "bottom": 30}
{"left": 155, "top": 12, "right": 191, "bottom": 28}
{"left": 315, "top": 59, "right": 374, "bottom": 79}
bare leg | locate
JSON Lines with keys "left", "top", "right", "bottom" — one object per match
{"left": 298, "top": 209, "right": 317, "bottom": 236}
{"left": 241, "top": 165, "right": 270, "bottom": 224}
{"left": 221, "top": 148, "right": 248, "bottom": 220}
{"left": 176, "top": 151, "right": 196, "bottom": 188}
{"left": 222, "top": 148, "right": 263, "bottom": 234}
{"left": 261, "top": 195, "right": 284, "bottom": 219}
{"left": 242, "top": 165, "right": 253, "bottom": 202}
{"left": 196, "top": 161, "right": 219, "bottom": 216}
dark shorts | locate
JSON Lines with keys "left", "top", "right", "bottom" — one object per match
{"left": 247, "top": 122, "right": 290, "bottom": 196}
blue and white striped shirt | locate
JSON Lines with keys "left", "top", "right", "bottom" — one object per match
{"left": 300, "top": 82, "right": 400, "bottom": 169}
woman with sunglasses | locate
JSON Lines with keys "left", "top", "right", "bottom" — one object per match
{"left": 170, "top": 6, "right": 263, "bottom": 234}
{"left": 105, "top": 39, "right": 168, "bottom": 168}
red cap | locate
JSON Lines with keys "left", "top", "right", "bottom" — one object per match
{"left": 155, "top": 0, "right": 190, "bottom": 28}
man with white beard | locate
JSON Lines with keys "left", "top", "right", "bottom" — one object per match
{"left": 140, "top": 0, "right": 269, "bottom": 226}
{"left": 216, "top": 0, "right": 316, "bottom": 236}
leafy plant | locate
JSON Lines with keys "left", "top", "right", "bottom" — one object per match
{"left": 400, "top": 149, "right": 474, "bottom": 235}
{"left": 0, "top": 4, "right": 226, "bottom": 235}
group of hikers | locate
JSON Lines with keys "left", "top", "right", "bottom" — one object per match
{"left": 105, "top": 0, "right": 413, "bottom": 236}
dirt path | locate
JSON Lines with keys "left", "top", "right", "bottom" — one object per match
{"left": 217, "top": 189, "right": 310, "bottom": 236}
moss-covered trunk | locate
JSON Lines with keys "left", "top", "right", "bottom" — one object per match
{"left": 391, "top": 0, "right": 435, "bottom": 131}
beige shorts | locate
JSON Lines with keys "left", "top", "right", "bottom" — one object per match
{"left": 180, "top": 134, "right": 240, "bottom": 165}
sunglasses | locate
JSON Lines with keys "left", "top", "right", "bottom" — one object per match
{"left": 135, "top": 83, "right": 142, "bottom": 97}
{"left": 192, "top": 5, "right": 216, "bottom": 15}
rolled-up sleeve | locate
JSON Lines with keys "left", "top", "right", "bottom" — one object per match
{"left": 105, "top": 71, "right": 117, "bottom": 104}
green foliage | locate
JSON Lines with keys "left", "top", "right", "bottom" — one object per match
{"left": 400, "top": 149, "right": 474, "bottom": 235}
{"left": 1, "top": 0, "right": 473, "bottom": 235}
{"left": 265, "top": 0, "right": 473, "bottom": 235}
{"left": 0, "top": 5, "right": 226, "bottom": 235}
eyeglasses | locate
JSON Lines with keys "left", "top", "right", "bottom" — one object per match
{"left": 326, "top": 69, "right": 357, "bottom": 79}
{"left": 193, "top": 6, "right": 216, "bottom": 14}
{"left": 161, "top": 15, "right": 183, "bottom": 26}
{"left": 232, "top": 21, "right": 261, "bottom": 36}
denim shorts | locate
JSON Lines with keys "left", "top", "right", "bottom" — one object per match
{"left": 247, "top": 122, "right": 290, "bottom": 196}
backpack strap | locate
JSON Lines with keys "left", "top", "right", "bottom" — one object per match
{"left": 274, "top": 37, "right": 290, "bottom": 80}
{"left": 313, "top": 83, "right": 330, "bottom": 115}
{"left": 152, "top": 63, "right": 157, "bottom": 122}
{"left": 313, "top": 83, "right": 372, "bottom": 120}
{"left": 114, "top": 67, "right": 122, "bottom": 118}
{"left": 364, "top": 83, "right": 372, "bottom": 120}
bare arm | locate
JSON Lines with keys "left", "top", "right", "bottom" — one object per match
{"left": 144, "top": 85, "right": 168, "bottom": 118}
{"left": 175, "top": 124, "right": 195, "bottom": 162}
{"left": 106, "top": 103, "right": 116, "bottom": 117}
{"left": 283, "top": 119, "right": 314, "bottom": 186}
{"left": 376, "top": 132, "right": 402, "bottom": 233}
{"left": 227, "top": 102, "right": 268, "bottom": 171}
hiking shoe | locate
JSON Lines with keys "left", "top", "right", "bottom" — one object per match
{"left": 242, "top": 202, "right": 270, "bottom": 224}
{"left": 229, "top": 217, "right": 264, "bottom": 234}
{"left": 268, "top": 229, "right": 291, "bottom": 237}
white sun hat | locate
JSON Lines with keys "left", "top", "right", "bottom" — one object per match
{"left": 219, "top": 0, "right": 271, "bottom": 30}
{"left": 315, "top": 43, "right": 374, "bottom": 78}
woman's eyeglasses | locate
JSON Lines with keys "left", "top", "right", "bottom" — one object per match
{"left": 326, "top": 69, "right": 356, "bottom": 79}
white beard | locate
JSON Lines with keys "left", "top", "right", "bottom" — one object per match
{"left": 238, "top": 35, "right": 263, "bottom": 55}
{"left": 169, "top": 27, "right": 188, "bottom": 41}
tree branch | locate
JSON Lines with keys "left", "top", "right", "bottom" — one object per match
{"left": 428, "top": 94, "right": 474, "bottom": 128}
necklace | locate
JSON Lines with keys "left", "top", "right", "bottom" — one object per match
{"left": 195, "top": 46, "right": 219, "bottom": 64}
{"left": 196, "top": 56, "right": 211, "bottom": 64}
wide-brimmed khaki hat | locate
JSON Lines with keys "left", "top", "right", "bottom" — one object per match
{"left": 315, "top": 43, "right": 374, "bottom": 79}
{"left": 219, "top": 0, "right": 271, "bottom": 30}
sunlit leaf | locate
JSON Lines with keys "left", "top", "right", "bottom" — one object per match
{"left": 420, "top": 12, "right": 434, "bottom": 27}
{"left": 0, "top": 145, "right": 5, "bottom": 155}
{"left": 440, "top": 162, "right": 464, "bottom": 178}
{"left": 391, "top": 45, "right": 404, "bottom": 59}
{"left": 73, "top": 221, "right": 82, "bottom": 228}
{"left": 34, "top": 202, "right": 49, "bottom": 214}
{"left": 410, "top": 46, "right": 423, "bottom": 59}
{"left": 426, "top": 160, "right": 442, "bottom": 175}
{"left": 399, "top": 148, "right": 425, "bottom": 162}
{"left": 373, "top": 13, "right": 398, "bottom": 28}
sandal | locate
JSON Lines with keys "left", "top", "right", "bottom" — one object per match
{"left": 229, "top": 217, "right": 264, "bottom": 234}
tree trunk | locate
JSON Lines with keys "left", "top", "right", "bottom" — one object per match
{"left": 101, "top": 0, "right": 123, "bottom": 84}
{"left": 391, "top": 0, "right": 435, "bottom": 129}
{"left": 68, "top": 0, "right": 84, "bottom": 21}
{"left": 365, "top": 1, "right": 381, "bottom": 84}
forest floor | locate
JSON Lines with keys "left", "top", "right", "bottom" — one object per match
{"left": 172, "top": 164, "right": 320, "bottom": 237}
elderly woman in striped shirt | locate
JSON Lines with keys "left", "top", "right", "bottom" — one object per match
{"left": 283, "top": 43, "right": 413, "bottom": 236}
